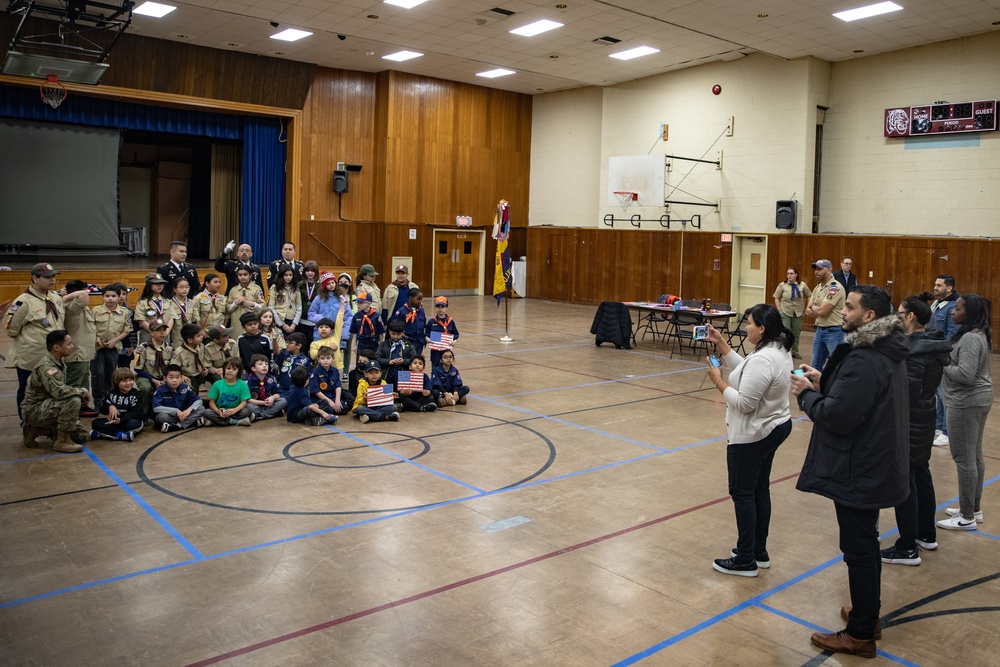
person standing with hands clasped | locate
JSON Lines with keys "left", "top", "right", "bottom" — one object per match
{"left": 704, "top": 304, "right": 794, "bottom": 577}
{"left": 790, "top": 285, "right": 909, "bottom": 659}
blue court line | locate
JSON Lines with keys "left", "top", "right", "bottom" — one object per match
{"left": 462, "top": 342, "right": 593, "bottom": 358}
{"left": 475, "top": 394, "right": 669, "bottom": 452}
{"left": 611, "top": 473, "right": 1000, "bottom": 666}
{"left": 328, "top": 426, "right": 486, "bottom": 494}
{"left": 1, "top": 424, "right": 742, "bottom": 610}
{"left": 82, "top": 446, "right": 204, "bottom": 560}
{"left": 0, "top": 392, "right": 16, "bottom": 397}
{"left": 972, "top": 530, "right": 1000, "bottom": 543}
{"left": 0, "top": 452, "right": 71, "bottom": 466}
{"left": 488, "top": 365, "right": 704, "bottom": 399}
{"left": 755, "top": 603, "right": 923, "bottom": 667}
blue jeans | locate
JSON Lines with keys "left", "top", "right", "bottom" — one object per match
{"left": 935, "top": 386, "right": 947, "bottom": 434}
{"left": 812, "top": 325, "right": 844, "bottom": 370}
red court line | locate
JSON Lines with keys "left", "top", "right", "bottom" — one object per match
{"left": 186, "top": 472, "right": 802, "bottom": 666}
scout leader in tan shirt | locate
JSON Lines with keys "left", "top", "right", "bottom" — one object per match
{"left": 5, "top": 263, "right": 66, "bottom": 419}
{"left": 806, "top": 258, "right": 847, "bottom": 370}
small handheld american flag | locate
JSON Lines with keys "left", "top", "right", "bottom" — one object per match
{"left": 366, "top": 383, "right": 395, "bottom": 407}
{"left": 428, "top": 330, "right": 454, "bottom": 351}
{"left": 397, "top": 371, "right": 424, "bottom": 393}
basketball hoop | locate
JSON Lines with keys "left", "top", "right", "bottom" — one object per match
{"left": 613, "top": 191, "right": 637, "bottom": 212}
{"left": 39, "top": 75, "right": 68, "bottom": 109}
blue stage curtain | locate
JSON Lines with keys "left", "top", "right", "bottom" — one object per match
{"left": 0, "top": 84, "right": 242, "bottom": 138}
{"left": 240, "top": 117, "right": 286, "bottom": 264}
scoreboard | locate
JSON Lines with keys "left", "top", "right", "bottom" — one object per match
{"left": 884, "top": 100, "right": 996, "bottom": 138}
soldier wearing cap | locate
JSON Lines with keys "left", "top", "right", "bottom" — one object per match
{"left": 22, "top": 330, "right": 92, "bottom": 453}
{"left": 5, "top": 262, "right": 66, "bottom": 420}
{"left": 356, "top": 264, "right": 382, "bottom": 317}
{"left": 806, "top": 258, "right": 847, "bottom": 370}
{"left": 157, "top": 241, "right": 201, "bottom": 299}
{"left": 133, "top": 317, "right": 173, "bottom": 417}
{"left": 204, "top": 324, "right": 238, "bottom": 376}
{"left": 382, "top": 264, "right": 419, "bottom": 322}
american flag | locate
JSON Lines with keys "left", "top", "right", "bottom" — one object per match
{"left": 366, "top": 383, "right": 395, "bottom": 407}
{"left": 397, "top": 371, "right": 424, "bottom": 393}
{"left": 427, "top": 330, "right": 454, "bottom": 351}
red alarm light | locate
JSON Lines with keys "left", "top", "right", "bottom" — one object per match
{"left": 712, "top": 84, "right": 721, "bottom": 95}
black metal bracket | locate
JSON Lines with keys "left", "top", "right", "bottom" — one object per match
{"left": 7, "top": 0, "right": 134, "bottom": 63}
{"left": 659, "top": 214, "right": 701, "bottom": 230}
{"left": 663, "top": 199, "right": 720, "bottom": 209}
{"left": 663, "top": 154, "right": 721, "bottom": 167}
{"left": 603, "top": 214, "right": 643, "bottom": 228}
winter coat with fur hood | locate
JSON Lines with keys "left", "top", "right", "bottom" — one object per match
{"left": 796, "top": 315, "right": 910, "bottom": 509}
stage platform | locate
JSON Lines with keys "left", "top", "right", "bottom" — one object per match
{"left": 0, "top": 254, "right": 358, "bottom": 307}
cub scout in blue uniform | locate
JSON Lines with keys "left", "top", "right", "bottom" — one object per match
{"left": 310, "top": 345, "right": 350, "bottom": 419}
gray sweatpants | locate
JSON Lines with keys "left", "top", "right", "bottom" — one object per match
{"left": 946, "top": 404, "right": 991, "bottom": 517}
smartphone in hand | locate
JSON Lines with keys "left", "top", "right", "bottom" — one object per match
{"left": 709, "top": 355, "right": 722, "bottom": 368}
{"left": 792, "top": 368, "right": 805, "bottom": 377}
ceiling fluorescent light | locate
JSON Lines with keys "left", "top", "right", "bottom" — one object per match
{"left": 383, "top": 50, "right": 423, "bottom": 61}
{"left": 133, "top": 2, "right": 176, "bottom": 18}
{"left": 271, "top": 29, "right": 312, "bottom": 41}
{"left": 384, "top": 0, "right": 429, "bottom": 8}
{"left": 610, "top": 46, "right": 659, "bottom": 60}
{"left": 477, "top": 68, "right": 516, "bottom": 78}
{"left": 510, "top": 19, "right": 563, "bottom": 37}
{"left": 833, "top": 2, "right": 903, "bottom": 22}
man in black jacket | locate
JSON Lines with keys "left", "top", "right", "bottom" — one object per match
{"left": 833, "top": 256, "right": 857, "bottom": 291}
{"left": 157, "top": 241, "right": 201, "bottom": 298}
{"left": 215, "top": 241, "right": 263, "bottom": 295}
{"left": 880, "top": 296, "right": 951, "bottom": 566}
{"left": 791, "top": 285, "right": 909, "bottom": 659}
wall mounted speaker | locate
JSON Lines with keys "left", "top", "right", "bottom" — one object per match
{"left": 776, "top": 200, "right": 796, "bottom": 230}
{"left": 333, "top": 170, "right": 349, "bottom": 194}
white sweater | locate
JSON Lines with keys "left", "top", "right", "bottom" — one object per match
{"left": 721, "top": 342, "right": 793, "bottom": 444}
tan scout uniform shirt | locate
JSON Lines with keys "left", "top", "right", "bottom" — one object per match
{"left": 166, "top": 296, "right": 195, "bottom": 346}
{"left": 4, "top": 286, "right": 65, "bottom": 370}
{"left": 810, "top": 278, "right": 846, "bottom": 327}
{"left": 135, "top": 296, "right": 169, "bottom": 328}
{"left": 92, "top": 304, "right": 132, "bottom": 352}
{"left": 134, "top": 339, "right": 173, "bottom": 380}
{"left": 173, "top": 342, "right": 211, "bottom": 379}
{"left": 228, "top": 284, "right": 264, "bottom": 338}
{"left": 267, "top": 286, "right": 302, "bottom": 324}
{"left": 204, "top": 339, "right": 238, "bottom": 370}
{"left": 22, "top": 353, "right": 88, "bottom": 412}
{"left": 773, "top": 282, "right": 812, "bottom": 318}
{"left": 194, "top": 291, "right": 228, "bottom": 329}
{"left": 357, "top": 280, "right": 382, "bottom": 315}
{"left": 64, "top": 297, "right": 98, "bottom": 363}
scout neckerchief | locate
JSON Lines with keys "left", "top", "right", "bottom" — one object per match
{"left": 357, "top": 309, "right": 378, "bottom": 336}
{"left": 404, "top": 307, "right": 417, "bottom": 324}
{"left": 151, "top": 340, "right": 166, "bottom": 376}
{"left": 434, "top": 313, "right": 453, "bottom": 330}
{"left": 790, "top": 282, "right": 801, "bottom": 300}
{"left": 184, "top": 343, "right": 205, "bottom": 372}
{"left": 26, "top": 286, "right": 59, "bottom": 321}
{"left": 172, "top": 296, "right": 190, "bottom": 324}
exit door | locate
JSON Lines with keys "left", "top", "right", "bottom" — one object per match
{"left": 732, "top": 235, "right": 768, "bottom": 314}
{"left": 433, "top": 230, "right": 483, "bottom": 295}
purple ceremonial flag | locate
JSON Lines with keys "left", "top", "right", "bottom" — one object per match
{"left": 366, "top": 383, "right": 395, "bottom": 407}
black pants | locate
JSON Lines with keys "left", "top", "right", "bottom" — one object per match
{"left": 728, "top": 419, "right": 792, "bottom": 563}
{"left": 16, "top": 367, "right": 30, "bottom": 420}
{"left": 834, "top": 502, "right": 881, "bottom": 640}
{"left": 400, "top": 391, "right": 435, "bottom": 411}
{"left": 91, "top": 348, "right": 118, "bottom": 406}
{"left": 893, "top": 463, "right": 936, "bottom": 550}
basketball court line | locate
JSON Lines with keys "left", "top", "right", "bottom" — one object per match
{"left": 0, "top": 451, "right": 71, "bottom": 466}
{"left": 487, "top": 365, "right": 703, "bottom": 398}
{"left": 82, "top": 445, "right": 205, "bottom": 560}
{"left": 327, "top": 426, "right": 487, "bottom": 494}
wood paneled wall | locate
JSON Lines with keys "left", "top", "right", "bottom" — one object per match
{"left": 526, "top": 227, "right": 999, "bottom": 349}
{"left": 0, "top": 15, "right": 315, "bottom": 109}
{"left": 525, "top": 228, "right": 733, "bottom": 306}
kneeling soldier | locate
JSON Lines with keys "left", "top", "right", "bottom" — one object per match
{"left": 22, "top": 330, "right": 92, "bottom": 453}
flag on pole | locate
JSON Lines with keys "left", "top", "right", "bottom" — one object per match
{"left": 427, "top": 330, "right": 454, "bottom": 351}
{"left": 365, "top": 383, "right": 395, "bottom": 407}
{"left": 397, "top": 371, "right": 424, "bottom": 393}
{"left": 492, "top": 199, "right": 512, "bottom": 306}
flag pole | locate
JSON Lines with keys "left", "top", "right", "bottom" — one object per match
{"left": 493, "top": 198, "right": 514, "bottom": 343}
{"left": 500, "top": 287, "right": 513, "bottom": 342}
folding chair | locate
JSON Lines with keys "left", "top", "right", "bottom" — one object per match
{"left": 727, "top": 307, "right": 753, "bottom": 355}
{"left": 711, "top": 303, "right": 734, "bottom": 333}
{"left": 669, "top": 310, "right": 710, "bottom": 359}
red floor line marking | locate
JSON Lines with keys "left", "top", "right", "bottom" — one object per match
{"left": 185, "top": 472, "right": 802, "bottom": 667}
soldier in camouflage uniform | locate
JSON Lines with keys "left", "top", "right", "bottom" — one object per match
{"left": 134, "top": 317, "right": 173, "bottom": 418}
{"left": 22, "top": 330, "right": 92, "bottom": 453}
{"left": 5, "top": 263, "right": 65, "bottom": 420}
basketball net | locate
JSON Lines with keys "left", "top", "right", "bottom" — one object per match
{"left": 40, "top": 75, "right": 68, "bottom": 109}
{"left": 613, "top": 191, "right": 637, "bottom": 212}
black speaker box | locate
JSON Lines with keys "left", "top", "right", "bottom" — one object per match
{"left": 776, "top": 200, "right": 796, "bottom": 230}
{"left": 333, "top": 170, "right": 349, "bottom": 194}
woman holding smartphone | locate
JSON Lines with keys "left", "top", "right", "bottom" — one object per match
{"left": 706, "top": 304, "right": 795, "bottom": 577}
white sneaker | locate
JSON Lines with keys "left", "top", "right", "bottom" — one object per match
{"left": 946, "top": 507, "right": 983, "bottom": 522}
{"left": 933, "top": 433, "right": 949, "bottom": 447}
{"left": 937, "top": 515, "right": 977, "bottom": 531}
{"left": 915, "top": 538, "right": 939, "bottom": 550}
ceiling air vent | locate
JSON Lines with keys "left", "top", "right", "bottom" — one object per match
{"left": 490, "top": 8, "right": 516, "bottom": 16}
{"left": 593, "top": 36, "right": 621, "bottom": 46}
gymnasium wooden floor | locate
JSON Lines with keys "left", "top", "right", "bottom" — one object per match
{"left": 1, "top": 297, "right": 997, "bottom": 666}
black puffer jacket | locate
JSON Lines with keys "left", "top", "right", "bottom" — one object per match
{"left": 906, "top": 330, "right": 951, "bottom": 467}
{"left": 591, "top": 301, "right": 633, "bottom": 349}
{"left": 796, "top": 315, "right": 910, "bottom": 510}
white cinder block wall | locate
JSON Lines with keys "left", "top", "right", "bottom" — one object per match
{"left": 529, "top": 31, "right": 999, "bottom": 238}
{"left": 821, "top": 31, "right": 1000, "bottom": 236}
